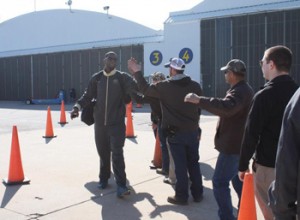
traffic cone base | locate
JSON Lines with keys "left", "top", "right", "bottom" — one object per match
{"left": 58, "top": 122, "right": 68, "bottom": 124}
{"left": 3, "top": 177, "right": 30, "bottom": 186}
{"left": 43, "top": 135, "right": 57, "bottom": 138}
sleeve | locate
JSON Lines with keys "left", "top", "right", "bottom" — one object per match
{"left": 239, "top": 92, "right": 268, "bottom": 171}
{"left": 198, "top": 87, "right": 250, "bottom": 118}
{"left": 120, "top": 71, "right": 139, "bottom": 95}
{"left": 133, "top": 71, "right": 160, "bottom": 99}
{"left": 76, "top": 72, "right": 99, "bottom": 109}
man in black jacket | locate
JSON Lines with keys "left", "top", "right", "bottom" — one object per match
{"left": 184, "top": 59, "right": 254, "bottom": 220}
{"left": 269, "top": 87, "right": 300, "bottom": 220}
{"left": 238, "top": 45, "right": 299, "bottom": 220}
{"left": 70, "top": 51, "right": 138, "bottom": 198}
{"left": 128, "top": 57, "right": 204, "bottom": 205}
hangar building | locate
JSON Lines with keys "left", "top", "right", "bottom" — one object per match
{"left": 0, "top": 0, "right": 299, "bottom": 101}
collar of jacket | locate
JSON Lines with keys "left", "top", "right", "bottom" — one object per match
{"left": 170, "top": 73, "right": 189, "bottom": 81}
{"left": 103, "top": 69, "right": 117, "bottom": 77}
{"left": 263, "top": 74, "right": 292, "bottom": 88}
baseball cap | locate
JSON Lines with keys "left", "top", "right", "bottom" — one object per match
{"left": 104, "top": 51, "right": 117, "bottom": 60}
{"left": 220, "top": 59, "right": 246, "bottom": 74}
{"left": 164, "top": 58, "right": 185, "bottom": 70}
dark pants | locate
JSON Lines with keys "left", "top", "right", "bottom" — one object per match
{"left": 213, "top": 152, "right": 242, "bottom": 220}
{"left": 158, "top": 121, "right": 169, "bottom": 173}
{"left": 94, "top": 123, "right": 127, "bottom": 187}
{"left": 167, "top": 129, "right": 203, "bottom": 201}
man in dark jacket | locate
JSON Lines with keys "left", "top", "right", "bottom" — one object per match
{"left": 128, "top": 57, "right": 204, "bottom": 205}
{"left": 269, "top": 87, "right": 300, "bottom": 220}
{"left": 184, "top": 59, "right": 254, "bottom": 220}
{"left": 70, "top": 51, "right": 138, "bottom": 198}
{"left": 238, "top": 45, "right": 299, "bottom": 220}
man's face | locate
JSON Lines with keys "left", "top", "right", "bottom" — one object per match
{"left": 224, "top": 70, "right": 231, "bottom": 84}
{"left": 260, "top": 52, "right": 271, "bottom": 80}
{"left": 104, "top": 53, "right": 117, "bottom": 71}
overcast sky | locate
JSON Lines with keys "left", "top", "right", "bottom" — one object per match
{"left": 0, "top": 0, "right": 202, "bottom": 30}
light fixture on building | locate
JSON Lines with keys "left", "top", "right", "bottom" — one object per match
{"left": 103, "top": 6, "right": 110, "bottom": 17}
{"left": 66, "top": 0, "right": 73, "bottom": 13}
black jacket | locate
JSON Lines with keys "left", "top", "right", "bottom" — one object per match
{"left": 77, "top": 70, "right": 137, "bottom": 126}
{"left": 198, "top": 80, "right": 254, "bottom": 154}
{"left": 239, "top": 75, "right": 298, "bottom": 171}
{"left": 133, "top": 71, "right": 202, "bottom": 133}
{"left": 269, "top": 87, "right": 300, "bottom": 220}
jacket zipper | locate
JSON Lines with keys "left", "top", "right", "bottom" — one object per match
{"left": 104, "top": 76, "right": 109, "bottom": 125}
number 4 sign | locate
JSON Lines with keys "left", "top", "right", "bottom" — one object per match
{"left": 179, "top": 48, "right": 193, "bottom": 64}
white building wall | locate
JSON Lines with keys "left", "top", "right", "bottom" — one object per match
{"left": 144, "top": 20, "right": 202, "bottom": 84}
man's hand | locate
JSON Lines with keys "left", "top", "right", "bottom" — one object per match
{"left": 238, "top": 170, "right": 249, "bottom": 182}
{"left": 128, "top": 58, "right": 142, "bottom": 74}
{"left": 184, "top": 93, "right": 200, "bottom": 104}
{"left": 70, "top": 107, "right": 79, "bottom": 119}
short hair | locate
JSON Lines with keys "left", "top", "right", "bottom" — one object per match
{"left": 265, "top": 45, "right": 292, "bottom": 72}
{"left": 151, "top": 72, "right": 166, "bottom": 82}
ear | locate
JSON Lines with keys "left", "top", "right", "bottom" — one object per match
{"left": 269, "top": 60, "right": 276, "bottom": 70}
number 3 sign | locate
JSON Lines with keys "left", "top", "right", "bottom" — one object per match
{"left": 149, "top": 50, "right": 163, "bottom": 66}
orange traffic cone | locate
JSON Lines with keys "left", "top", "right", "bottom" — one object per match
{"left": 151, "top": 131, "right": 162, "bottom": 168}
{"left": 3, "top": 126, "right": 30, "bottom": 185}
{"left": 58, "top": 100, "right": 68, "bottom": 124}
{"left": 129, "top": 101, "right": 133, "bottom": 112}
{"left": 238, "top": 173, "right": 257, "bottom": 220}
{"left": 152, "top": 132, "right": 162, "bottom": 168}
{"left": 125, "top": 103, "right": 136, "bottom": 138}
{"left": 43, "top": 106, "right": 57, "bottom": 138}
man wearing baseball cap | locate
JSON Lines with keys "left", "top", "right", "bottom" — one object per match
{"left": 164, "top": 57, "right": 186, "bottom": 71}
{"left": 185, "top": 59, "right": 254, "bottom": 219}
{"left": 128, "top": 57, "right": 204, "bottom": 205}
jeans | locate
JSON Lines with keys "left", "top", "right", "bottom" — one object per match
{"left": 213, "top": 152, "right": 242, "bottom": 220}
{"left": 94, "top": 123, "right": 127, "bottom": 187}
{"left": 168, "top": 129, "right": 203, "bottom": 201}
{"left": 158, "top": 121, "right": 169, "bottom": 173}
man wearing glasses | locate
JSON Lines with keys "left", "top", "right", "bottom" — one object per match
{"left": 185, "top": 59, "right": 254, "bottom": 220}
{"left": 238, "top": 45, "right": 299, "bottom": 220}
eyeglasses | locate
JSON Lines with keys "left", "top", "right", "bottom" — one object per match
{"left": 259, "top": 59, "right": 269, "bottom": 67}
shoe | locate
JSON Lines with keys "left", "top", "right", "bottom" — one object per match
{"left": 98, "top": 181, "right": 108, "bottom": 189}
{"left": 163, "top": 177, "right": 175, "bottom": 185}
{"left": 156, "top": 168, "right": 168, "bottom": 176}
{"left": 193, "top": 195, "right": 203, "bottom": 203}
{"left": 167, "top": 196, "right": 188, "bottom": 205}
{"left": 117, "top": 186, "right": 131, "bottom": 198}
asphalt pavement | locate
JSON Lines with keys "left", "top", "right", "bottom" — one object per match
{"left": 0, "top": 101, "right": 263, "bottom": 220}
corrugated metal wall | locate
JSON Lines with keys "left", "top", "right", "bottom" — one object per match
{"left": 0, "top": 45, "right": 143, "bottom": 101}
{"left": 201, "top": 9, "right": 300, "bottom": 97}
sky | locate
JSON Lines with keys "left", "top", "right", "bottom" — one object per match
{"left": 0, "top": 0, "right": 202, "bottom": 30}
